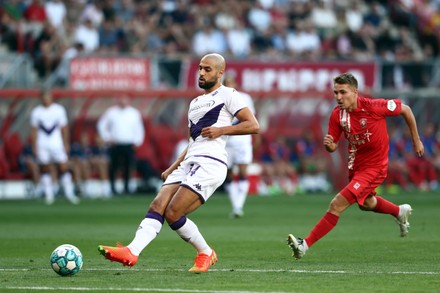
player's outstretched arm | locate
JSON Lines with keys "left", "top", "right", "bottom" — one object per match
{"left": 401, "top": 103, "right": 424, "bottom": 157}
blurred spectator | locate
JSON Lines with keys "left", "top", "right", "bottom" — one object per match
{"left": 286, "top": 19, "right": 321, "bottom": 58}
{"left": 19, "top": 139, "right": 43, "bottom": 197}
{"left": 363, "top": 1, "right": 386, "bottom": 29}
{"left": 0, "top": 0, "right": 438, "bottom": 94}
{"left": 310, "top": 0, "right": 337, "bottom": 37}
{"left": 98, "top": 18, "right": 123, "bottom": 53}
{"left": 54, "top": 41, "right": 84, "bottom": 86}
{"left": 386, "top": 124, "right": 410, "bottom": 192}
{"left": 247, "top": 1, "right": 272, "bottom": 33}
{"left": 89, "top": 134, "right": 111, "bottom": 197}
{"left": 32, "top": 21, "right": 62, "bottom": 78}
{"left": 295, "top": 132, "right": 330, "bottom": 193}
{"left": 97, "top": 95, "right": 145, "bottom": 195}
{"left": 74, "top": 18, "right": 99, "bottom": 52}
{"left": 192, "top": 21, "right": 227, "bottom": 56}
{"left": 259, "top": 135, "right": 297, "bottom": 195}
{"left": 420, "top": 122, "right": 439, "bottom": 190}
{"left": 345, "top": 0, "right": 364, "bottom": 33}
{"left": 402, "top": 127, "right": 437, "bottom": 191}
{"left": 349, "top": 23, "right": 375, "bottom": 61}
{"left": 70, "top": 131, "right": 93, "bottom": 196}
{"left": 113, "top": 0, "right": 135, "bottom": 23}
{"left": 79, "top": 0, "right": 104, "bottom": 27}
{"left": 23, "top": 0, "right": 46, "bottom": 39}
{"left": 44, "top": 0, "right": 66, "bottom": 29}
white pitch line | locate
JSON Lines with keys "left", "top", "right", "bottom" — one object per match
{"left": 3, "top": 287, "right": 290, "bottom": 293}
{"left": 1, "top": 268, "right": 439, "bottom": 275}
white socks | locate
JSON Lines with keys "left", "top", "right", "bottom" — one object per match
{"left": 227, "top": 179, "right": 250, "bottom": 214}
{"left": 127, "top": 215, "right": 211, "bottom": 257}
{"left": 174, "top": 218, "right": 212, "bottom": 255}
{"left": 41, "top": 173, "right": 54, "bottom": 204}
{"left": 128, "top": 217, "right": 163, "bottom": 256}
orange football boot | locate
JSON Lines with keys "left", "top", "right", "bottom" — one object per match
{"left": 98, "top": 242, "right": 138, "bottom": 267}
{"left": 188, "top": 249, "right": 217, "bottom": 273}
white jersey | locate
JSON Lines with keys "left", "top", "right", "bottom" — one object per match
{"left": 226, "top": 91, "right": 255, "bottom": 147}
{"left": 31, "top": 103, "right": 68, "bottom": 149}
{"left": 185, "top": 85, "right": 247, "bottom": 164}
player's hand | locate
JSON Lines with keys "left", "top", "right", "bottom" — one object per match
{"left": 323, "top": 134, "right": 337, "bottom": 152}
{"left": 201, "top": 127, "right": 222, "bottom": 139}
{"left": 161, "top": 170, "right": 171, "bottom": 182}
{"left": 413, "top": 139, "right": 424, "bottom": 157}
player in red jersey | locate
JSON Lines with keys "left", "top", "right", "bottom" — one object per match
{"left": 287, "top": 73, "right": 424, "bottom": 259}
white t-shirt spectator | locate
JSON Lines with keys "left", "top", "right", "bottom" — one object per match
{"left": 74, "top": 20, "right": 99, "bottom": 52}
{"left": 192, "top": 26, "right": 227, "bottom": 56}
{"left": 97, "top": 105, "right": 145, "bottom": 147}
{"left": 45, "top": 0, "right": 66, "bottom": 28}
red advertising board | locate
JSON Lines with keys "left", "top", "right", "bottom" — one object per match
{"left": 184, "top": 61, "right": 377, "bottom": 92}
{"left": 70, "top": 57, "right": 150, "bottom": 90}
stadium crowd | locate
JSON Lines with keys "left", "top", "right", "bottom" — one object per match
{"left": 0, "top": 0, "right": 439, "bottom": 87}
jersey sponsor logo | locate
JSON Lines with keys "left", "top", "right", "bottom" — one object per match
{"left": 387, "top": 100, "right": 397, "bottom": 111}
{"left": 353, "top": 182, "right": 361, "bottom": 189}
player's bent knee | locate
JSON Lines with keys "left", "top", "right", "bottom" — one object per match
{"left": 163, "top": 207, "right": 183, "bottom": 224}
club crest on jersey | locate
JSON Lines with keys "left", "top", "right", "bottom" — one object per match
{"left": 359, "top": 118, "right": 367, "bottom": 129}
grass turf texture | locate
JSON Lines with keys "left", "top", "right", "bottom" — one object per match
{"left": 0, "top": 191, "right": 439, "bottom": 293}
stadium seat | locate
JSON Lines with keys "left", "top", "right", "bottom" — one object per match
{"left": 4, "top": 132, "right": 23, "bottom": 172}
{"left": 0, "top": 145, "right": 10, "bottom": 179}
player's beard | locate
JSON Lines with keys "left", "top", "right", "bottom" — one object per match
{"left": 198, "top": 78, "right": 216, "bottom": 90}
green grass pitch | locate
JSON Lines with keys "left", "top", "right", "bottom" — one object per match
{"left": 0, "top": 191, "right": 439, "bottom": 293}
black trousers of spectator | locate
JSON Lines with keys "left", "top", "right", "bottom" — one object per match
{"left": 109, "top": 143, "right": 135, "bottom": 194}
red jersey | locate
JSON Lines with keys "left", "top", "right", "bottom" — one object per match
{"left": 328, "top": 96, "right": 402, "bottom": 171}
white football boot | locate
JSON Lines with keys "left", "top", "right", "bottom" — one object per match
{"left": 287, "top": 234, "right": 308, "bottom": 259}
{"left": 396, "top": 204, "right": 412, "bottom": 237}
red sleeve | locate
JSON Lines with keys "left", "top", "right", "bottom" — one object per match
{"left": 367, "top": 98, "right": 402, "bottom": 117}
{"left": 327, "top": 108, "right": 342, "bottom": 143}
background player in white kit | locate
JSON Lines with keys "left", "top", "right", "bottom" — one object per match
{"left": 99, "top": 53, "right": 260, "bottom": 273}
{"left": 223, "top": 74, "right": 258, "bottom": 218}
{"left": 30, "top": 89, "right": 79, "bottom": 205}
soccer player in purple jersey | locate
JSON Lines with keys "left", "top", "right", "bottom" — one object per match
{"left": 99, "top": 53, "right": 259, "bottom": 273}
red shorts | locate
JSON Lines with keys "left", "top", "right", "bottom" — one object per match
{"left": 340, "top": 167, "right": 387, "bottom": 205}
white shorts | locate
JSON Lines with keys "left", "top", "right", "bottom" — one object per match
{"left": 36, "top": 145, "right": 68, "bottom": 165}
{"left": 163, "top": 155, "right": 228, "bottom": 203}
{"left": 226, "top": 143, "right": 253, "bottom": 167}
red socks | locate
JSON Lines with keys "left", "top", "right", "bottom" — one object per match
{"left": 305, "top": 212, "right": 339, "bottom": 248}
{"left": 374, "top": 196, "right": 399, "bottom": 217}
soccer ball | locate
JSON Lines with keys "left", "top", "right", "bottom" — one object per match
{"left": 50, "top": 244, "right": 83, "bottom": 276}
